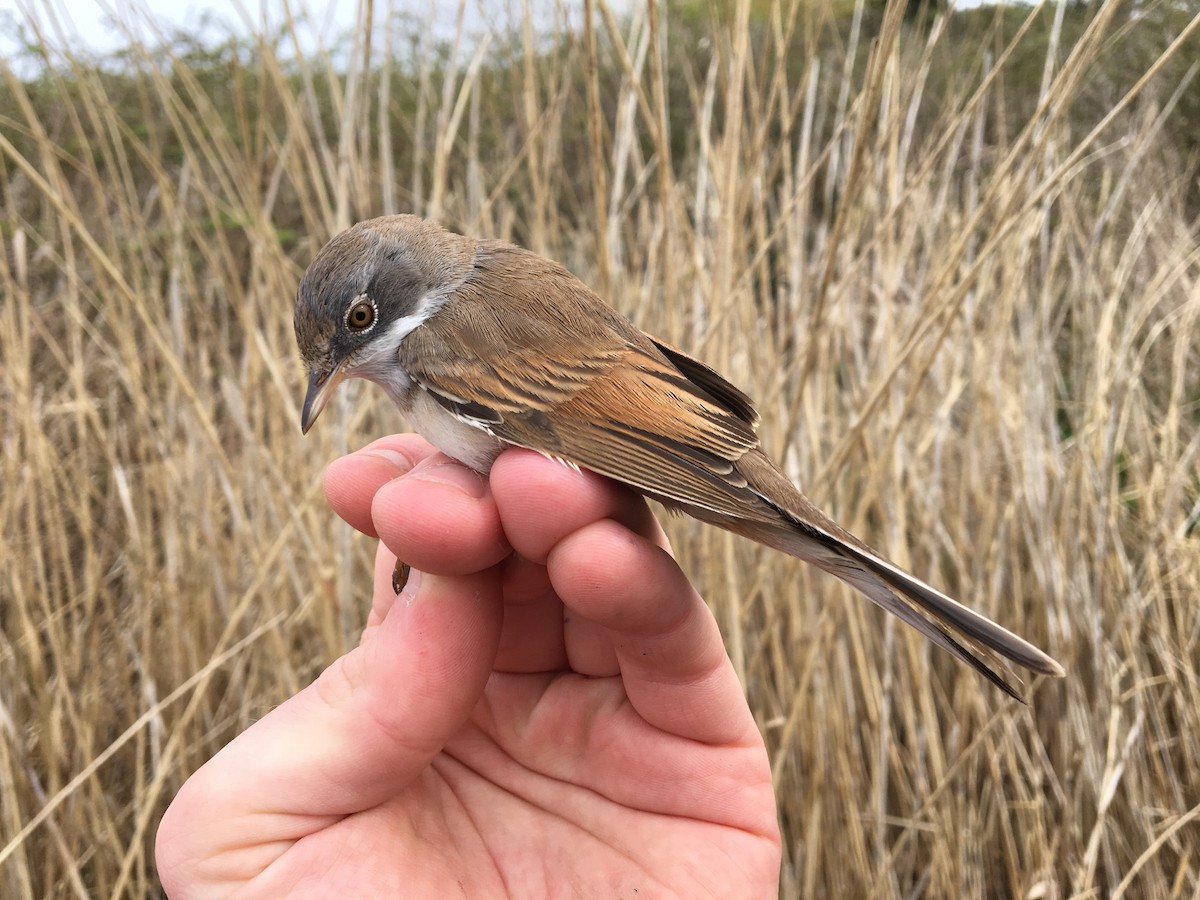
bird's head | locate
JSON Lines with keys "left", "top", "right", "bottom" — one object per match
{"left": 294, "top": 215, "right": 475, "bottom": 433}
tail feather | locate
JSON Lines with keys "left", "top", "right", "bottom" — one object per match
{"left": 819, "top": 555, "right": 1022, "bottom": 701}
{"left": 837, "top": 541, "right": 1065, "bottom": 678}
{"left": 746, "top": 517, "right": 1063, "bottom": 701}
{"left": 677, "top": 450, "right": 1064, "bottom": 698}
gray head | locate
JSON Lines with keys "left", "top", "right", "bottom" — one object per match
{"left": 294, "top": 215, "right": 476, "bottom": 433}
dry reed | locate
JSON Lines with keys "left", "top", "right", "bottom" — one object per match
{"left": 1, "top": 0, "right": 1198, "bottom": 896}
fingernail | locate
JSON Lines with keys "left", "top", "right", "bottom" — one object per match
{"left": 363, "top": 448, "right": 416, "bottom": 474}
{"left": 407, "top": 460, "right": 487, "bottom": 498}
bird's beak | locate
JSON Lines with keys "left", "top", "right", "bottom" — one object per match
{"left": 300, "top": 366, "right": 347, "bottom": 434}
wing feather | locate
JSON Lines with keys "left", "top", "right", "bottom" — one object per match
{"left": 398, "top": 243, "right": 765, "bottom": 520}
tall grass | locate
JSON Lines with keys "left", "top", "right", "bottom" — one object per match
{"left": 2, "top": 0, "right": 1198, "bottom": 896}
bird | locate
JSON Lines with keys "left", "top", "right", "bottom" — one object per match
{"left": 294, "top": 214, "right": 1064, "bottom": 700}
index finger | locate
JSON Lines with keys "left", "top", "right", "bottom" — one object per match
{"left": 323, "top": 434, "right": 440, "bottom": 537}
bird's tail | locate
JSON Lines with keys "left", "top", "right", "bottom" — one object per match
{"left": 819, "top": 539, "right": 1062, "bottom": 700}
{"left": 672, "top": 448, "right": 1064, "bottom": 698}
{"left": 753, "top": 516, "right": 1064, "bottom": 701}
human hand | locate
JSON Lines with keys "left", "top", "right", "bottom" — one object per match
{"left": 156, "top": 435, "right": 780, "bottom": 898}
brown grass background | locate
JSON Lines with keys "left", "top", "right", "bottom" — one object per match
{"left": 1, "top": 0, "right": 1198, "bottom": 896}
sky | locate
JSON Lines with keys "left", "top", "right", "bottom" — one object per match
{"left": 1, "top": 0, "right": 993, "bottom": 68}
{"left": 0, "top": 0, "right": 547, "bottom": 64}
{"left": 2, "top": 0, "right": 367, "bottom": 59}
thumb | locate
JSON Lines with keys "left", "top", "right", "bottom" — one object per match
{"left": 156, "top": 564, "right": 502, "bottom": 890}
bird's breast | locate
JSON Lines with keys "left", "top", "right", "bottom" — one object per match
{"left": 353, "top": 352, "right": 507, "bottom": 472}
{"left": 404, "top": 387, "right": 507, "bottom": 473}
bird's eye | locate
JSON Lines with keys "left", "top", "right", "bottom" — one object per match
{"left": 345, "top": 298, "right": 377, "bottom": 332}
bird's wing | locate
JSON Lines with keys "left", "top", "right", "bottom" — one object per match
{"left": 396, "top": 244, "right": 775, "bottom": 523}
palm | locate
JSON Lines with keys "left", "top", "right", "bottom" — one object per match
{"left": 266, "top": 673, "right": 775, "bottom": 896}
{"left": 157, "top": 439, "right": 780, "bottom": 898}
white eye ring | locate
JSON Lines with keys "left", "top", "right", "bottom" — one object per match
{"left": 344, "top": 294, "right": 378, "bottom": 333}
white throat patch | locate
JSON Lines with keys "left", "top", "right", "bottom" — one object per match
{"left": 345, "top": 293, "right": 445, "bottom": 404}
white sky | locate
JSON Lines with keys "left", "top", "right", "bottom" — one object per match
{"left": 1, "top": 0, "right": 987, "bottom": 68}
{"left": 0, "top": 0, "right": 564, "bottom": 63}
{"left": 1, "top": 0, "right": 355, "bottom": 60}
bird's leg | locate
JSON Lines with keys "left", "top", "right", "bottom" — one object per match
{"left": 391, "top": 559, "right": 411, "bottom": 594}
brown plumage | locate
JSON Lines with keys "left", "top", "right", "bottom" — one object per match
{"left": 295, "top": 215, "right": 1065, "bottom": 700}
